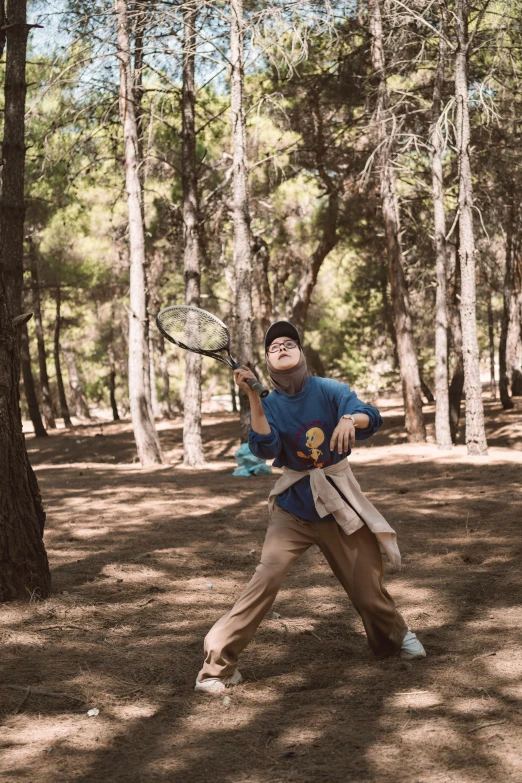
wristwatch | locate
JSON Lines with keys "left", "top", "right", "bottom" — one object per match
{"left": 341, "top": 414, "right": 358, "bottom": 427}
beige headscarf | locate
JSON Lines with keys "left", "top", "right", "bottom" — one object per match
{"left": 266, "top": 348, "right": 309, "bottom": 396}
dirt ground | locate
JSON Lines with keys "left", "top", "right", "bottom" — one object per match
{"left": 1, "top": 397, "right": 522, "bottom": 783}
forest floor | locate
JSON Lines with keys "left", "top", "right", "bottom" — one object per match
{"left": 1, "top": 396, "right": 522, "bottom": 783}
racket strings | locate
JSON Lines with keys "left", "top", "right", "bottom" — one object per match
{"left": 157, "top": 307, "right": 228, "bottom": 352}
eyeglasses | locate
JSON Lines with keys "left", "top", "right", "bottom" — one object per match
{"left": 267, "top": 340, "right": 298, "bottom": 353}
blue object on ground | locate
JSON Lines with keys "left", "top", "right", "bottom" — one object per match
{"left": 233, "top": 442, "right": 272, "bottom": 477}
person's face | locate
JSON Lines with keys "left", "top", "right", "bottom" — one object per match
{"left": 267, "top": 335, "right": 301, "bottom": 370}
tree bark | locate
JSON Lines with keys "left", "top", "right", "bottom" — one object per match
{"left": 53, "top": 286, "right": 72, "bottom": 428}
{"left": 230, "top": 0, "right": 256, "bottom": 442}
{"left": 448, "top": 245, "right": 465, "bottom": 442}
{"left": 454, "top": 0, "right": 487, "bottom": 454}
{"left": 512, "top": 364, "right": 522, "bottom": 396}
{"left": 431, "top": 2, "right": 452, "bottom": 449}
{"left": 368, "top": 0, "right": 426, "bottom": 443}
{"left": 148, "top": 331, "right": 161, "bottom": 418}
{"left": 20, "top": 322, "right": 47, "bottom": 437}
{"left": 115, "top": 0, "right": 162, "bottom": 466}
{"left": 0, "top": 1, "right": 6, "bottom": 61}
{"left": 486, "top": 287, "right": 496, "bottom": 399}
{"left": 420, "top": 377, "right": 435, "bottom": 404}
{"left": 252, "top": 234, "right": 273, "bottom": 340}
{"left": 230, "top": 372, "right": 238, "bottom": 413}
{"left": 0, "top": 0, "right": 51, "bottom": 601}
{"left": 290, "top": 99, "right": 339, "bottom": 337}
{"left": 498, "top": 186, "right": 521, "bottom": 409}
{"left": 182, "top": 0, "right": 205, "bottom": 466}
{"left": 28, "top": 238, "right": 56, "bottom": 428}
{"left": 290, "top": 190, "right": 339, "bottom": 336}
{"left": 0, "top": 0, "right": 28, "bottom": 320}
{"left": 1, "top": 306, "right": 51, "bottom": 600}
{"left": 158, "top": 333, "right": 172, "bottom": 418}
{"left": 108, "top": 342, "right": 120, "bottom": 421}
{"left": 62, "top": 343, "right": 91, "bottom": 419}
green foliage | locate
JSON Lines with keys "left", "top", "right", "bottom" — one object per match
{"left": 16, "top": 0, "right": 520, "bottom": 422}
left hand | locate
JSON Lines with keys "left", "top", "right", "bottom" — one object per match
{"left": 330, "top": 419, "right": 356, "bottom": 455}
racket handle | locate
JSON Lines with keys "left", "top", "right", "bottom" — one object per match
{"left": 246, "top": 377, "right": 269, "bottom": 398}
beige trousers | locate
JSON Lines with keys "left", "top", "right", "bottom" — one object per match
{"left": 198, "top": 504, "right": 408, "bottom": 682}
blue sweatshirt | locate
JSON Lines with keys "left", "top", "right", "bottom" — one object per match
{"left": 248, "top": 376, "right": 383, "bottom": 522}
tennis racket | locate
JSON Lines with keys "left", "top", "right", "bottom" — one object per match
{"left": 156, "top": 305, "right": 269, "bottom": 398}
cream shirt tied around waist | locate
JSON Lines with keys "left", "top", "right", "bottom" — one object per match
{"left": 267, "top": 457, "right": 401, "bottom": 569}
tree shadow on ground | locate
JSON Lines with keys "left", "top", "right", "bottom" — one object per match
{"left": 2, "top": 413, "right": 522, "bottom": 783}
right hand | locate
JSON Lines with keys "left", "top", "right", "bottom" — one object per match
{"left": 233, "top": 364, "right": 257, "bottom": 394}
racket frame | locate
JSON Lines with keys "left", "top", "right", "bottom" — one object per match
{"left": 156, "top": 305, "right": 269, "bottom": 398}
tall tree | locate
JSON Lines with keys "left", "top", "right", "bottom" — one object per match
{"left": 499, "top": 180, "right": 521, "bottom": 409}
{"left": 28, "top": 238, "right": 56, "bottom": 428}
{"left": 448, "top": 245, "right": 465, "bottom": 442}
{"left": 290, "top": 97, "right": 339, "bottom": 335}
{"left": 454, "top": 0, "right": 487, "bottom": 454}
{"left": 182, "top": 0, "right": 205, "bottom": 466}
{"left": 0, "top": 0, "right": 51, "bottom": 601}
{"left": 368, "top": 0, "right": 426, "bottom": 442}
{"left": 20, "top": 322, "right": 47, "bottom": 437}
{"left": 62, "top": 343, "right": 91, "bottom": 419}
{"left": 431, "top": 2, "right": 452, "bottom": 449}
{"left": 230, "top": 0, "right": 256, "bottom": 442}
{"left": 53, "top": 286, "right": 73, "bottom": 428}
{"left": 115, "top": 0, "right": 163, "bottom": 465}
{"left": 108, "top": 341, "right": 121, "bottom": 421}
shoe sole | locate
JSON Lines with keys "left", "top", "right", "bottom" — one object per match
{"left": 400, "top": 651, "right": 426, "bottom": 660}
{"left": 195, "top": 673, "right": 243, "bottom": 694}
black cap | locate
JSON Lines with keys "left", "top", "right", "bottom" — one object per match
{"left": 264, "top": 321, "right": 301, "bottom": 352}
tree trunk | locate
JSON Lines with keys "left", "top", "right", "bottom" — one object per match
{"left": 53, "top": 286, "right": 72, "bottom": 428}
{"left": 108, "top": 342, "right": 120, "bottom": 421}
{"left": 252, "top": 234, "right": 273, "bottom": 340}
{"left": 62, "top": 343, "right": 91, "bottom": 419}
{"left": 368, "top": 0, "right": 426, "bottom": 443}
{"left": 230, "top": 372, "right": 238, "bottom": 413}
{"left": 448, "top": 245, "right": 465, "bottom": 442}
{"left": 158, "top": 333, "right": 172, "bottom": 418}
{"left": 498, "top": 187, "right": 521, "bottom": 409}
{"left": 512, "top": 363, "right": 522, "bottom": 396}
{"left": 486, "top": 288, "right": 496, "bottom": 399}
{"left": 290, "top": 190, "right": 339, "bottom": 336}
{"left": 182, "top": 0, "right": 205, "bottom": 466}
{"left": 149, "top": 331, "right": 161, "bottom": 418}
{"left": 20, "top": 322, "right": 47, "bottom": 437}
{"left": 133, "top": 3, "right": 146, "bottom": 190}
{"left": 420, "top": 377, "right": 435, "bottom": 404}
{"left": 0, "top": 0, "right": 51, "bottom": 601}
{"left": 1, "top": 307, "right": 51, "bottom": 600}
{"left": 449, "top": 351, "right": 465, "bottom": 442}
{"left": 290, "top": 98, "right": 339, "bottom": 337}
{"left": 28, "top": 237, "right": 56, "bottom": 428}
{"left": 431, "top": 2, "right": 452, "bottom": 449}
{"left": 0, "top": 0, "right": 28, "bottom": 320}
{"left": 455, "top": 0, "right": 487, "bottom": 455}
{"left": 231, "top": 0, "right": 255, "bottom": 442}
{"left": 115, "top": 0, "right": 162, "bottom": 466}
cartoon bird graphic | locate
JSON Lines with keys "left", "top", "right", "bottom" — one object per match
{"left": 297, "top": 427, "right": 325, "bottom": 466}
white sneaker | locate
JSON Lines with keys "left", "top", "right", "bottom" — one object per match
{"left": 195, "top": 669, "right": 243, "bottom": 694}
{"left": 400, "top": 628, "right": 426, "bottom": 660}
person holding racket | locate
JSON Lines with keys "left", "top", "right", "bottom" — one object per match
{"left": 194, "top": 320, "right": 425, "bottom": 694}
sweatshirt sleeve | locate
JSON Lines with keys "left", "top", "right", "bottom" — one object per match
{"left": 324, "top": 378, "right": 383, "bottom": 440}
{"left": 248, "top": 405, "right": 282, "bottom": 459}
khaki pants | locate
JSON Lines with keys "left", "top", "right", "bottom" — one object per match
{"left": 198, "top": 504, "right": 408, "bottom": 681}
